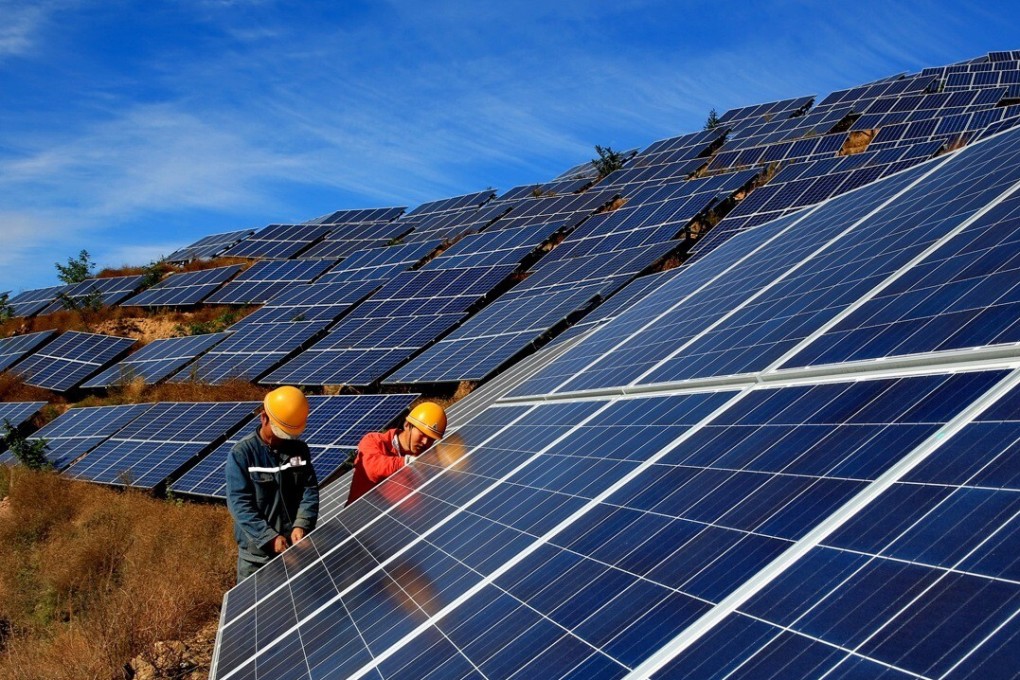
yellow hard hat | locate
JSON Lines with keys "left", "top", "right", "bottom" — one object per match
{"left": 263, "top": 386, "right": 309, "bottom": 438}
{"left": 406, "top": 401, "right": 446, "bottom": 440}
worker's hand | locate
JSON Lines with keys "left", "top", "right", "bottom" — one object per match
{"left": 404, "top": 454, "right": 416, "bottom": 465}
{"left": 290, "top": 527, "right": 306, "bottom": 545}
{"left": 272, "top": 534, "right": 289, "bottom": 554}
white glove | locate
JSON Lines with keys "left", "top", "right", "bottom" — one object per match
{"left": 404, "top": 454, "right": 415, "bottom": 465}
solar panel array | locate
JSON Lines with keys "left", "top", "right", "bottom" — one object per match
{"left": 389, "top": 174, "right": 754, "bottom": 384}
{"left": 167, "top": 229, "right": 256, "bottom": 263}
{"left": 0, "top": 330, "right": 56, "bottom": 372}
{"left": 8, "top": 331, "right": 136, "bottom": 392}
{"left": 210, "top": 64, "right": 1020, "bottom": 680}
{"left": 122, "top": 265, "right": 243, "bottom": 307}
{"left": 174, "top": 394, "right": 418, "bottom": 499}
{"left": 1, "top": 403, "right": 154, "bottom": 469}
{"left": 65, "top": 401, "right": 256, "bottom": 490}
{"left": 205, "top": 259, "right": 336, "bottom": 305}
{"left": 81, "top": 332, "right": 231, "bottom": 389}
{"left": 263, "top": 266, "right": 516, "bottom": 386}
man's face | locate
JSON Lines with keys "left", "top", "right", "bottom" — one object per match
{"left": 406, "top": 424, "right": 436, "bottom": 455}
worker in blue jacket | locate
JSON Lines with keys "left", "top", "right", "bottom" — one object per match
{"left": 226, "top": 386, "right": 319, "bottom": 581}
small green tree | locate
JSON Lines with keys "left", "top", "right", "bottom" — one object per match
{"left": 1, "top": 419, "right": 50, "bottom": 471}
{"left": 56, "top": 286, "right": 104, "bottom": 312}
{"left": 140, "top": 259, "right": 170, "bottom": 290}
{"left": 0, "top": 292, "right": 14, "bottom": 323}
{"left": 704, "top": 108, "right": 722, "bottom": 130}
{"left": 592, "top": 145, "right": 625, "bottom": 179}
{"left": 55, "top": 249, "right": 95, "bottom": 284}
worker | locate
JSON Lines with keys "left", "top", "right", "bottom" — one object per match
{"left": 226, "top": 386, "right": 319, "bottom": 581}
{"left": 346, "top": 401, "right": 446, "bottom": 506}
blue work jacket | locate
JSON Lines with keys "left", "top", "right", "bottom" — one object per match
{"left": 225, "top": 428, "right": 319, "bottom": 565}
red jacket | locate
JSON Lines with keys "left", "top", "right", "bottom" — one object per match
{"left": 347, "top": 428, "right": 407, "bottom": 506}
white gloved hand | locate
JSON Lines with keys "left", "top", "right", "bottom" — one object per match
{"left": 404, "top": 454, "right": 415, "bottom": 465}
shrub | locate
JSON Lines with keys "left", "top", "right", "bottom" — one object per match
{"left": 592, "top": 145, "right": 625, "bottom": 179}
{"left": 1, "top": 420, "right": 50, "bottom": 471}
{"left": 54, "top": 250, "right": 95, "bottom": 285}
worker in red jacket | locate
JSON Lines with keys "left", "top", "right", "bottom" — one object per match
{"left": 346, "top": 401, "right": 447, "bottom": 506}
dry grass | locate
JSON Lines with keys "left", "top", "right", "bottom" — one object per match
{"left": 75, "top": 377, "right": 268, "bottom": 408}
{"left": 0, "top": 373, "right": 60, "bottom": 406}
{"left": 840, "top": 129, "right": 876, "bottom": 156}
{"left": 0, "top": 467, "right": 234, "bottom": 680}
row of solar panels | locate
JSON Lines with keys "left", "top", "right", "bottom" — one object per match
{"left": 208, "top": 60, "right": 1020, "bottom": 679}
{"left": 0, "top": 394, "right": 417, "bottom": 498}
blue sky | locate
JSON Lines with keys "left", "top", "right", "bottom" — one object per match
{"left": 1, "top": 0, "right": 1017, "bottom": 293}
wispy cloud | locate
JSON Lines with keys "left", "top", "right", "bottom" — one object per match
{"left": 1, "top": 0, "right": 1015, "bottom": 293}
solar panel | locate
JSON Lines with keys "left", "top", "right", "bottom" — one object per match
{"left": 0, "top": 404, "right": 154, "bottom": 469}
{"left": 227, "top": 280, "right": 380, "bottom": 328}
{"left": 316, "top": 241, "right": 440, "bottom": 285}
{"left": 0, "top": 401, "right": 47, "bottom": 454}
{"left": 121, "top": 265, "right": 243, "bottom": 307}
{"left": 219, "top": 224, "right": 333, "bottom": 259}
{"left": 310, "top": 207, "right": 406, "bottom": 224}
{"left": 80, "top": 332, "right": 231, "bottom": 389}
{"left": 390, "top": 243, "right": 676, "bottom": 384}
{"left": 7, "top": 284, "right": 72, "bottom": 317}
{"left": 298, "top": 222, "right": 414, "bottom": 260}
{"left": 38, "top": 275, "right": 144, "bottom": 314}
{"left": 0, "top": 330, "right": 56, "bottom": 372}
{"left": 166, "top": 229, "right": 256, "bottom": 263}
{"left": 65, "top": 401, "right": 256, "bottom": 490}
{"left": 211, "top": 359, "right": 1019, "bottom": 679}
{"left": 263, "top": 266, "right": 516, "bottom": 386}
{"left": 205, "top": 260, "right": 335, "bottom": 305}
{"left": 9, "top": 331, "right": 136, "bottom": 392}
{"left": 170, "top": 321, "right": 329, "bottom": 385}
{"left": 173, "top": 394, "right": 418, "bottom": 499}
{"left": 423, "top": 223, "right": 564, "bottom": 270}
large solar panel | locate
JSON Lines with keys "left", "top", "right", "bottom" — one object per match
{"left": 166, "top": 229, "right": 255, "bottom": 263}
{"left": 80, "top": 332, "right": 231, "bottom": 389}
{"left": 121, "top": 265, "right": 243, "bottom": 307}
{"left": 205, "top": 259, "right": 335, "bottom": 305}
{"left": 9, "top": 331, "right": 136, "bottom": 392}
{"left": 170, "top": 321, "right": 329, "bottom": 385}
{"left": 65, "top": 401, "right": 255, "bottom": 490}
{"left": 211, "top": 369, "right": 1018, "bottom": 680}
{"left": 0, "top": 330, "right": 56, "bottom": 372}
{"left": 263, "top": 266, "right": 515, "bottom": 386}
{"left": 173, "top": 394, "right": 418, "bottom": 499}
{"left": 0, "top": 404, "right": 154, "bottom": 469}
